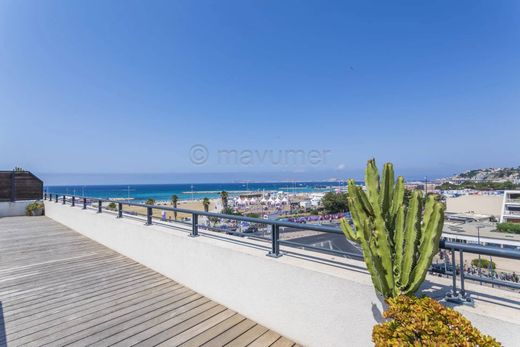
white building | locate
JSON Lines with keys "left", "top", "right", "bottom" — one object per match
{"left": 500, "top": 190, "right": 520, "bottom": 223}
{"left": 299, "top": 201, "right": 311, "bottom": 210}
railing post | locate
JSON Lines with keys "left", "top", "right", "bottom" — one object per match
{"left": 97, "top": 200, "right": 102, "bottom": 213}
{"left": 83, "top": 198, "right": 87, "bottom": 210}
{"left": 146, "top": 207, "right": 152, "bottom": 225}
{"left": 190, "top": 213, "right": 199, "bottom": 237}
{"left": 71, "top": 196, "right": 75, "bottom": 207}
{"left": 450, "top": 248, "right": 457, "bottom": 295}
{"left": 62, "top": 195, "right": 66, "bottom": 205}
{"left": 44, "top": 192, "right": 47, "bottom": 200}
{"left": 459, "top": 250, "right": 466, "bottom": 297}
{"left": 49, "top": 193, "right": 52, "bottom": 201}
{"left": 55, "top": 194, "right": 58, "bottom": 203}
{"left": 267, "top": 224, "right": 281, "bottom": 258}
{"left": 117, "top": 203, "right": 123, "bottom": 218}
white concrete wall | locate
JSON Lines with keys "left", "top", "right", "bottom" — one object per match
{"left": 45, "top": 202, "right": 520, "bottom": 347}
{"left": 0, "top": 200, "right": 34, "bottom": 217}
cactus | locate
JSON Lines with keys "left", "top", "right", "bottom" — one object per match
{"left": 341, "top": 159, "right": 445, "bottom": 297}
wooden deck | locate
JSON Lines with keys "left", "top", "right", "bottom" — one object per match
{"left": 0, "top": 216, "right": 297, "bottom": 347}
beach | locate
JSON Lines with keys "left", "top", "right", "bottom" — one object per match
{"left": 122, "top": 198, "right": 221, "bottom": 220}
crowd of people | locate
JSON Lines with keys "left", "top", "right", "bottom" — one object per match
{"left": 434, "top": 250, "right": 519, "bottom": 284}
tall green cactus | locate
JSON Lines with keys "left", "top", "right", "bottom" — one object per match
{"left": 341, "top": 159, "right": 445, "bottom": 298}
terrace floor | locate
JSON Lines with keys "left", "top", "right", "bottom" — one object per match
{"left": 0, "top": 216, "right": 297, "bottom": 347}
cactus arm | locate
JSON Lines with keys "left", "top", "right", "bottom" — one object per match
{"left": 431, "top": 203, "right": 445, "bottom": 255}
{"left": 348, "top": 179, "right": 374, "bottom": 217}
{"left": 404, "top": 202, "right": 445, "bottom": 294}
{"left": 365, "top": 219, "right": 390, "bottom": 296}
{"left": 365, "top": 159, "right": 381, "bottom": 216}
{"left": 392, "top": 205, "right": 405, "bottom": 289}
{"left": 340, "top": 218, "right": 358, "bottom": 243}
{"left": 419, "top": 194, "right": 436, "bottom": 245}
{"left": 390, "top": 176, "right": 405, "bottom": 218}
{"left": 379, "top": 163, "right": 394, "bottom": 218}
{"left": 399, "top": 190, "right": 422, "bottom": 288}
{"left": 348, "top": 193, "right": 372, "bottom": 242}
{"left": 372, "top": 210, "right": 395, "bottom": 296}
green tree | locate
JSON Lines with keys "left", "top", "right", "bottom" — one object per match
{"left": 202, "top": 197, "right": 210, "bottom": 212}
{"left": 471, "top": 258, "right": 496, "bottom": 269}
{"left": 171, "top": 194, "right": 179, "bottom": 220}
{"left": 322, "top": 192, "right": 349, "bottom": 213}
{"left": 145, "top": 198, "right": 156, "bottom": 205}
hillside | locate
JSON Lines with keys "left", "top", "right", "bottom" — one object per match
{"left": 452, "top": 167, "right": 520, "bottom": 182}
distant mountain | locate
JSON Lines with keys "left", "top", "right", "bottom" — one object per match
{"left": 451, "top": 167, "right": 520, "bottom": 182}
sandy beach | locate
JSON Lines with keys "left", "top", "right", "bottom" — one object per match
{"left": 122, "top": 198, "right": 220, "bottom": 220}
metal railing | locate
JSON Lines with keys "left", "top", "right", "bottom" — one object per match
{"left": 44, "top": 193, "right": 520, "bottom": 302}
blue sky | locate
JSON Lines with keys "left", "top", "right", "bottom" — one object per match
{"left": 0, "top": 1, "right": 519, "bottom": 184}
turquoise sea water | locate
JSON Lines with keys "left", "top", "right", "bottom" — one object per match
{"left": 46, "top": 181, "right": 349, "bottom": 202}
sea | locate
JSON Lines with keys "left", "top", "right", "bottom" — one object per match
{"left": 45, "top": 181, "right": 348, "bottom": 202}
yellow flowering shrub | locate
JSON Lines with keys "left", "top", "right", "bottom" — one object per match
{"left": 372, "top": 295, "right": 501, "bottom": 346}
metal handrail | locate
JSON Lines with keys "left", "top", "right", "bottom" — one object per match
{"left": 44, "top": 193, "right": 520, "bottom": 299}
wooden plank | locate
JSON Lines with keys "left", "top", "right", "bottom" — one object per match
{"left": 134, "top": 305, "right": 228, "bottom": 346}
{"left": 270, "top": 336, "right": 295, "bottom": 347}
{"left": 201, "top": 318, "right": 257, "bottom": 346}
{"left": 88, "top": 295, "right": 208, "bottom": 347}
{"left": 6, "top": 282, "right": 182, "bottom": 344}
{"left": 156, "top": 309, "right": 237, "bottom": 346}
{"left": 66, "top": 292, "right": 201, "bottom": 346}
{"left": 179, "top": 313, "right": 246, "bottom": 347}
{"left": 225, "top": 324, "right": 269, "bottom": 347}
{"left": 111, "top": 300, "right": 218, "bottom": 346}
{"left": 247, "top": 330, "right": 283, "bottom": 347}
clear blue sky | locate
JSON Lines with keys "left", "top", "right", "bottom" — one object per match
{"left": 1, "top": 1, "right": 519, "bottom": 184}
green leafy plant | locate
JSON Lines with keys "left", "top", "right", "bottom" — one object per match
{"left": 496, "top": 222, "right": 520, "bottom": 234}
{"left": 25, "top": 201, "right": 44, "bottom": 216}
{"left": 372, "top": 295, "right": 501, "bottom": 346}
{"left": 471, "top": 258, "right": 496, "bottom": 269}
{"left": 107, "top": 202, "right": 117, "bottom": 210}
{"left": 340, "top": 159, "right": 445, "bottom": 297}
{"left": 145, "top": 198, "right": 156, "bottom": 205}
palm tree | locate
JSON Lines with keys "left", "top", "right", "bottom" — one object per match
{"left": 171, "top": 194, "right": 178, "bottom": 220}
{"left": 220, "top": 191, "right": 229, "bottom": 210}
{"left": 202, "top": 197, "right": 210, "bottom": 212}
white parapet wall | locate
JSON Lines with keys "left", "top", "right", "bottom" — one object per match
{"left": 44, "top": 202, "right": 520, "bottom": 347}
{"left": 0, "top": 200, "right": 33, "bottom": 217}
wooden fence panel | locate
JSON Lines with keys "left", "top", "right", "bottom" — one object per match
{"left": 0, "top": 171, "right": 43, "bottom": 202}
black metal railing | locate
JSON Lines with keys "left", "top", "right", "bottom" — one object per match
{"left": 44, "top": 193, "right": 520, "bottom": 302}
